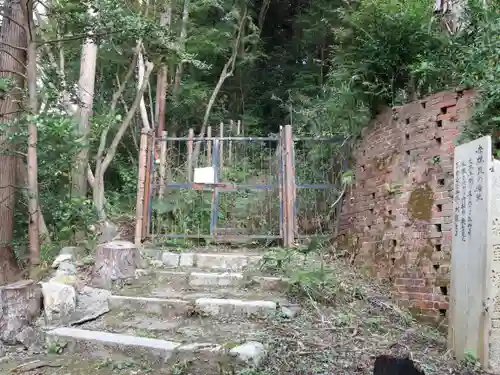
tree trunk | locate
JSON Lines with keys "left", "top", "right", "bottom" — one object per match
{"left": 16, "top": 160, "right": 50, "bottom": 245}
{"left": 154, "top": 6, "right": 172, "bottom": 137}
{"left": 0, "top": 0, "right": 27, "bottom": 285}
{"left": 173, "top": 0, "right": 189, "bottom": 95}
{"left": 71, "top": 20, "right": 98, "bottom": 200}
{"left": 26, "top": 0, "right": 40, "bottom": 267}
{"left": 91, "top": 241, "right": 140, "bottom": 289}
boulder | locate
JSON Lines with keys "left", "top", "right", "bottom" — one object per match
{"left": 55, "top": 261, "right": 77, "bottom": 277}
{"left": 41, "top": 282, "right": 76, "bottom": 326}
{"left": 69, "top": 286, "right": 111, "bottom": 325}
{"left": 230, "top": 341, "right": 266, "bottom": 367}
{"left": 52, "top": 246, "right": 86, "bottom": 268}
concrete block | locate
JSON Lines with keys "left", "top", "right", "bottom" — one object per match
{"left": 46, "top": 327, "right": 180, "bottom": 365}
{"left": 109, "top": 295, "right": 191, "bottom": 317}
{"left": 161, "top": 252, "right": 180, "bottom": 267}
{"left": 195, "top": 298, "right": 277, "bottom": 317}
{"left": 179, "top": 253, "right": 195, "bottom": 267}
{"left": 189, "top": 272, "right": 244, "bottom": 287}
{"left": 195, "top": 254, "right": 255, "bottom": 271}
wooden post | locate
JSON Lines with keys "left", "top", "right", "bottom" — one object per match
{"left": 283, "top": 125, "right": 295, "bottom": 247}
{"left": 187, "top": 128, "right": 194, "bottom": 182}
{"left": 207, "top": 126, "right": 212, "bottom": 166}
{"left": 135, "top": 129, "right": 150, "bottom": 246}
{"left": 278, "top": 126, "right": 284, "bottom": 242}
{"left": 158, "top": 131, "right": 167, "bottom": 199}
{"left": 236, "top": 120, "right": 241, "bottom": 161}
{"left": 142, "top": 132, "right": 154, "bottom": 239}
{"left": 228, "top": 119, "right": 233, "bottom": 165}
{"left": 219, "top": 122, "right": 224, "bottom": 169}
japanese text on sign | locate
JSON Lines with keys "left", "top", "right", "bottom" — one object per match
{"left": 454, "top": 160, "right": 460, "bottom": 236}
{"left": 468, "top": 158, "right": 474, "bottom": 237}
{"left": 476, "top": 145, "right": 484, "bottom": 202}
{"left": 461, "top": 160, "right": 467, "bottom": 242}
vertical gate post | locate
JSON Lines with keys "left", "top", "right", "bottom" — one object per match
{"left": 142, "top": 132, "right": 154, "bottom": 239}
{"left": 278, "top": 126, "right": 284, "bottom": 243}
{"left": 210, "top": 139, "right": 221, "bottom": 236}
{"left": 283, "top": 125, "right": 296, "bottom": 247}
{"left": 135, "top": 129, "right": 151, "bottom": 246}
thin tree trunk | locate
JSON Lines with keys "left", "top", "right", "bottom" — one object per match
{"left": 71, "top": 10, "right": 98, "bottom": 199}
{"left": 0, "top": 0, "right": 26, "bottom": 284}
{"left": 25, "top": 0, "right": 40, "bottom": 266}
{"left": 16, "top": 160, "right": 50, "bottom": 245}
{"left": 92, "top": 61, "right": 154, "bottom": 219}
{"left": 173, "top": 0, "right": 189, "bottom": 95}
{"left": 192, "top": 7, "right": 247, "bottom": 168}
{"left": 154, "top": 6, "right": 172, "bottom": 137}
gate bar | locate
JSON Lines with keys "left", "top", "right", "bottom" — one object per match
{"left": 210, "top": 139, "right": 221, "bottom": 236}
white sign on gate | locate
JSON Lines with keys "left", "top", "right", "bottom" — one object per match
{"left": 449, "top": 135, "right": 492, "bottom": 367}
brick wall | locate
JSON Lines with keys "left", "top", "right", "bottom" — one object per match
{"left": 337, "top": 89, "right": 474, "bottom": 324}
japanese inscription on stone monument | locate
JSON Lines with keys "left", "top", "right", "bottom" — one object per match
{"left": 450, "top": 135, "right": 492, "bottom": 369}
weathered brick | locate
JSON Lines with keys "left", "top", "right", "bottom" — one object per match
{"left": 337, "top": 89, "right": 474, "bottom": 325}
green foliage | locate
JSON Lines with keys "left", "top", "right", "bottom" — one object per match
{"left": 455, "top": 1, "right": 500, "bottom": 144}
{"left": 258, "top": 245, "right": 365, "bottom": 305}
{"left": 7, "top": 0, "right": 500, "bottom": 258}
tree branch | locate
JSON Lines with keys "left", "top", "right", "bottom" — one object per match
{"left": 0, "top": 69, "right": 27, "bottom": 80}
{"left": 0, "top": 41, "right": 26, "bottom": 51}
{"left": 192, "top": 6, "right": 247, "bottom": 167}
{"left": 100, "top": 61, "right": 154, "bottom": 176}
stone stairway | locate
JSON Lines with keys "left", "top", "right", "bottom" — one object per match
{"left": 45, "top": 248, "right": 299, "bottom": 373}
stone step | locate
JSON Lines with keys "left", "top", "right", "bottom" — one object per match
{"left": 108, "top": 295, "right": 299, "bottom": 319}
{"left": 46, "top": 327, "right": 266, "bottom": 372}
{"left": 141, "top": 249, "right": 263, "bottom": 271}
{"left": 133, "top": 269, "right": 288, "bottom": 291}
{"left": 81, "top": 309, "right": 268, "bottom": 343}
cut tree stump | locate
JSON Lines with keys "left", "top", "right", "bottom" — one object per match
{"left": 0, "top": 279, "right": 42, "bottom": 344}
{"left": 92, "top": 241, "right": 140, "bottom": 289}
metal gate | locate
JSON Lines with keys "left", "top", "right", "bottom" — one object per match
{"left": 136, "top": 125, "right": 346, "bottom": 246}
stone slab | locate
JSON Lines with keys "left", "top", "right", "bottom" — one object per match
{"left": 46, "top": 327, "right": 180, "bottom": 365}
{"left": 46, "top": 327, "right": 266, "bottom": 371}
{"left": 154, "top": 252, "right": 262, "bottom": 271}
{"left": 449, "top": 135, "right": 492, "bottom": 367}
{"left": 195, "top": 298, "right": 277, "bottom": 317}
{"left": 109, "top": 295, "right": 192, "bottom": 317}
{"left": 155, "top": 270, "right": 288, "bottom": 290}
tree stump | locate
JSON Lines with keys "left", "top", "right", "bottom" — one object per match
{"left": 91, "top": 241, "right": 140, "bottom": 289}
{"left": 0, "top": 279, "right": 42, "bottom": 344}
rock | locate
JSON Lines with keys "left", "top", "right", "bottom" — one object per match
{"left": 161, "top": 252, "right": 180, "bottom": 267}
{"left": 0, "top": 341, "right": 5, "bottom": 357}
{"left": 230, "top": 341, "right": 266, "bottom": 367}
{"left": 69, "top": 286, "right": 111, "bottom": 325}
{"left": 150, "top": 259, "right": 163, "bottom": 268}
{"left": 134, "top": 269, "right": 149, "bottom": 278}
{"left": 99, "top": 220, "right": 119, "bottom": 243}
{"left": 51, "top": 254, "right": 72, "bottom": 269}
{"left": 55, "top": 261, "right": 77, "bottom": 277}
{"left": 281, "top": 305, "right": 301, "bottom": 319}
{"left": 52, "top": 247, "right": 86, "bottom": 269}
{"left": 49, "top": 274, "right": 77, "bottom": 286}
{"left": 15, "top": 326, "right": 42, "bottom": 348}
{"left": 41, "top": 282, "right": 77, "bottom": 326}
